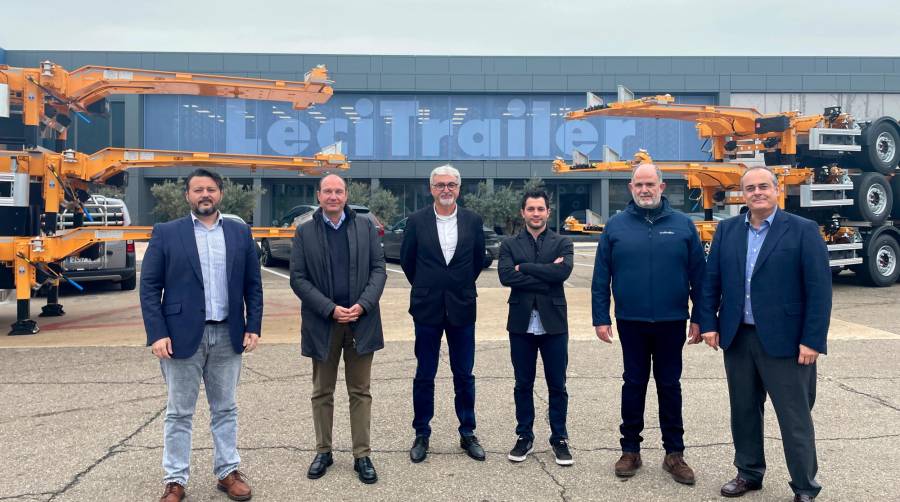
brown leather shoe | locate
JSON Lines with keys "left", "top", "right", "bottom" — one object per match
{"left": 159, "top": 482, "right": 185, "bottom": 502}
{"left": 720, "top": 475, "right": 762, "bottom": 497}
{"left": 217, "top": 470, "right": 252, "bottom": 501}
{"left": 662, "top": 452, "right": 696, "bottom": 485}
{"left": 614, "top": 452, "right": 642, "bottom": 477}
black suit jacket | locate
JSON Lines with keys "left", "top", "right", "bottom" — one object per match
{"left": 400, "top": 206, "right": 485, "bottom": 327}
{"left": 498, "top": 229, "right": 574, "bottom": 335}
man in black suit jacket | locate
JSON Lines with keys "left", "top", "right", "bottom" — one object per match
{"left": 498, "top": 189, "right": 574, "bottom": 466}
{"left": 400, "top": 164, "right": 486, "bottom": 463}
{"left": 699, "top": 167, "right": 831, "bottom": 502}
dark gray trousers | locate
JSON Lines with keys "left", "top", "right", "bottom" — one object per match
{"left": 724, "top": 324, "right": 820, "bottom": 498}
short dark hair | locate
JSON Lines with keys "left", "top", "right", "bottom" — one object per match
{"left": 521, "top": 189, "right": 551, "bottom": 210}
{"left": 184, "top": 168, "right": 223, "bottom": 191}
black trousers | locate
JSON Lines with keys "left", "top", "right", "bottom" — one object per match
{"left": 724, "top": 324, "right": 820, "bottom": 498}
{"left": 616, "top": 319, "right": 686, "bottom": 454}
{"left": 509, "top": 332, "right": 569, "bottom": 443}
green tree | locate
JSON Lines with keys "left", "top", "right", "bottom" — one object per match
{"left": 463, "top": 177, "right": 547, "bottom": 235}
{"left": 345, "top": 180, "right": 399, "bottom": 226}
{"left": 367, "top": 187, "right": 400, "bottom": 227}
{"left": 150, "top": 178, "right": 265, "bottom": 223}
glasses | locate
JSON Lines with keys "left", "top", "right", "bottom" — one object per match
{"left": 431, "top": 182, "right": 459, "bottom": 191}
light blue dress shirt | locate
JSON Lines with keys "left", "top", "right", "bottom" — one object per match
{"left": 322, "top": 210, "right": 346, "bottom": 230}
{"left": 191, "top": 212, "right": 228, "bottom": 322}
{"left": 743, "top": 209, "right": 777, "bottom": 325}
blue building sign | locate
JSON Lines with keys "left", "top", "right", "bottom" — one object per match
{"left": 144, "top": 93, "right": 714, "bottom": 162}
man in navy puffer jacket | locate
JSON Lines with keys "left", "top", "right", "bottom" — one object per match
{"left": 591, "top": 163, "right": 706, "bottom": 485}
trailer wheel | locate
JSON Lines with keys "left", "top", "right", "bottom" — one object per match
{"left": 845, "top": 172, "right": 892, "bottom": 224}
{"left": 855, "top": 233, "right": 900, "bottom": 287}
{"left": 857, "top": 120, "right": 899, "bottom": 174}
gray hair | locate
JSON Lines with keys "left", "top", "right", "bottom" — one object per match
{"left": 429, "top": 164, "right": 461, "bottom": 186}
{"left": 631, "top": 163, "right": 663, "bottom": 183}
{"left": 740, "top": 166, "right": 778, "bottom": 189}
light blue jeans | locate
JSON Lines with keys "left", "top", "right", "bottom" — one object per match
{"left": 160, "top": 323, "right": 242, "bottom": 486}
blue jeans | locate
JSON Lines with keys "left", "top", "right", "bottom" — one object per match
{"left": 509, "top": 332, "right": 569, "bottom": 444}
{"left": 412, "top": 321, "right": 476, "bottom": 437}
{"left": 160, "top": 323, "right": 242, "bottom": 486}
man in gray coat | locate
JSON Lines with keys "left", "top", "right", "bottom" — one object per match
{"left": 290, "top": 174, "right": 387, "bottom": 484}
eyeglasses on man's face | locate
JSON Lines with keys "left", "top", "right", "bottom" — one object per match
{"left": 431, "top": 182, "right": 459, "bottom": 191}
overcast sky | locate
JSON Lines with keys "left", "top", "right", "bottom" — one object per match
{"left": 4, "top": 0, "right": 898, "bottom": 57}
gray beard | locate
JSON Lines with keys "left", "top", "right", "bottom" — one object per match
{"left": 633, "top": 196, "right": 661, "bottom": 209}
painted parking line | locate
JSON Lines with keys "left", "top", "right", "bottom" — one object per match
{"left": 261, "top": 267, "right": 290, "bottom": 279}
{"left": 386, "top": 267, "right": 405, "bottom": 274}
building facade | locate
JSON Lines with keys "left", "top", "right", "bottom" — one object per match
{"left": 3, "top": 50, "right": 900, "bottom": 228}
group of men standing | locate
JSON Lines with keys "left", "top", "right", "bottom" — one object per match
{"left": 141, "top": 161, "right": 830, "bottom": 502}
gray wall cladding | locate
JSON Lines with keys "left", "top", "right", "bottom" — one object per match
{"left": 4, "top": 51, "right": 900, "bottom": 94}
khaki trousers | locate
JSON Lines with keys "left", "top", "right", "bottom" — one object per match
{"left": 311, "top": 322, "right": 374, "bottom": 458}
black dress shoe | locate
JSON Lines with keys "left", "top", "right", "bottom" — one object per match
{"left": 460, "top": 434, "right": 486, "bottom": 461}
{"left": 793, "top": 495, "right": 815, "bottom": 502}
{"left": 354, "top": 456, "right": 378, "bottom": 484}
{"left": 720, "top": 475, "right": 762, "bottom": 497}
{"left": 410, "top": 435, "right": 429, "bottom": 463}
{"left": 307, "top": 452, "right": 333, "bottom": 479}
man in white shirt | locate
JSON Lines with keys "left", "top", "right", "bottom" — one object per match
{"left": 400, "top": 164, "right": 487, "bottom": 464}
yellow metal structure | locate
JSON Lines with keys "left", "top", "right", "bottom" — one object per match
{"left": 0, "top": 147, "right": 348, "bottom": 216}
{"left": 568, "top": 93, "right": 855, "bottom": 162}
{"left": 1, "top": 62, "right": 333, "bottom": 130}
{"left": 0, "top": 62, "right": 344, "bottom": 335}
{"left": 552, "top": 151, "right": 814, "bottom": 212}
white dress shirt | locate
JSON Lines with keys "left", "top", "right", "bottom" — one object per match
{"left": 434, "top": 205, "right": 458, "bottom": 265}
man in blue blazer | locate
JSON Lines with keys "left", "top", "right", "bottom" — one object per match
{"left": 698, "top": 167, "right": 831, "bottom": 502}
{"left": 141, "top": 168, "right": 262, "bottom": 502}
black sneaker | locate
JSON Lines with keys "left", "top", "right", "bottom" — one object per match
{"left": 507, "top": 436, "right": 534, "bottom": 462}
{"left": 552, "top": 439, "right": 574, "bottom": 466}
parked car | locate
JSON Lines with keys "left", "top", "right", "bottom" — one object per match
{"left": 259, "top": 204, "right": 384, "bottom": 266}
{"left": 382, "top": 217, "right": 500, "bottom": 268}
{"left": 59, "top": 195, "right": 136, "bottom": 290}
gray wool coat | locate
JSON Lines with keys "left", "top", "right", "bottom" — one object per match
{"left": 289, "top": 206, "right": 387, "bottom": 361}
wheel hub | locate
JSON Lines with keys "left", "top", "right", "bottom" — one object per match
{"left": 875, "top": 131, "right": 896, "bottom": 164}
{"left": 876, "top": 244, "right": 896, "bottom": 276}
{"left": 866, "top": 184, "right": 887, "bottom": 215}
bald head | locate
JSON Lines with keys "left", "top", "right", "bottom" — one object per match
{"left": 318, "top": 173, "right": 347, "bottom": 191}
{"left": 631, "top": 163, "right": 663, "bottom": 184}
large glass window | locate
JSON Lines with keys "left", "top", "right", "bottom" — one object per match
{"left": 145, "top": 93, "right": 715, "bottom": 162}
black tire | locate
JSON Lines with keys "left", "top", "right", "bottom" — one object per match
{"left": 856, "top": 120, "right": 900, "bottom": 174}
{"left": 844, "top": 172, "right": 892, "bottom": 224}
{"left": 120, "top": 273, "right": 137, "bottom": 291}
{"left": 259, "top": 240, "right": 276, "bottom": 267}
{"left": 890, "top": 175, "right": 900, "bottom": 219}
{"left": 855, "top": 233, "right": 900, "bottom": 287}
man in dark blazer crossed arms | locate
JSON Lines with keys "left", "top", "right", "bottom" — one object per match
{"left": 698, "top": 166, "right": 831, "bottom": 502}
{"left": 498, "top": 189, "right": 575, "bottom": 466}
{"left": 401, "top": 164, "right": 487, "bottom": 463}
{"left": 141, "top": 168, "right": 261, "bottom": 502}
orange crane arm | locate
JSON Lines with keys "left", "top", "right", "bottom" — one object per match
{"left": 1, "top": 146, "right": 348, "bottom": 217}
{"left": 567, "top": 94, "right": 770, "bottom": 137}
{"left": 1, "top": 62, "right": 334, "bottom": 128}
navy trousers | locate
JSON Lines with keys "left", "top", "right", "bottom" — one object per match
{"left": 412, "top": 321, "right": 476, "bottom": 437}
{"left": 616, "top": 319, "right": 686, "bottom": 454}
{"left": 509, "top": 331, "right": 569, "bottom": 444}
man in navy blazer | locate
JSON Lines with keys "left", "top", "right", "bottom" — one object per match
{"left": 401, "top": 164, "right": 487, "bottom": 464}
{"left": 141, "top": 168, "right": 262, "bottom": 502}
{"left": 698, "top": 167, "right": 831, "bottom": 502}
